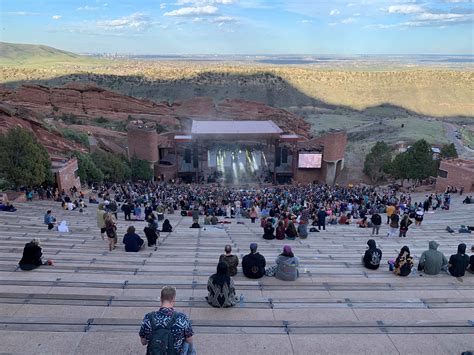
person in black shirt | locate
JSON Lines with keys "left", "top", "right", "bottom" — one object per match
{"left": 19, "top": 239, "right": 43, "bottom": 271}
{"left": 362, "top": 239, "right": 382, "bottom": 270}
{"left": 370, "top": 213, "right": 382, "bottom": 236}
{"left": 262, "top": 220, "right": 275, "bottom": 240}
{"left": 123, "top": 226, "right": 145, "bottom": 252}
{"left": 448, "top": 243, "right": 469, "bottom": 277}
{"left": 121, "top": 202, "right": 132, "bottom": 221}
{"left": 242, "top": 243, "right": 266, "bottom": 279}
{"left": 162, "top": 219, "right": 173, "bottom": 233}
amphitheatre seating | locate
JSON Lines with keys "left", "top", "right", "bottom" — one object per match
{"left": 0, "top": 195, "right": 473, "bottom": 354}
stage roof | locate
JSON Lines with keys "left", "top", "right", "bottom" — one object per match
{"left": 191, "top": 120, "right": 283, "bottom": 136}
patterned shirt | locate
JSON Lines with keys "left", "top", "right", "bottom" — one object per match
{"left": 139, "top": 307, "right": 193, "bottom": 354}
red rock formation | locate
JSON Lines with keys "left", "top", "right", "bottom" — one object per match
{"left": 0, "top": 83, "right": 312, "bottom": 156}
{"left": 0, "top": 102, "right": 87, "bottom": 155}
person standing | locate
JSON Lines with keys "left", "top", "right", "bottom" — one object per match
{"left": 139, "top": 286, "right": 194, "bottom": 354}
{"left": 370, "top": 212, "right": 382, "bottom": 236}
{"left": 104, "top": 213, "right": 117, "bottom": 251}
{"left": 387, "top": 212, "right": 399, "bottom": 237}
{"left": 317, "top": 207, "right": 327, "bottom": 231}
{"left": 399, "top": 214, "right": 413, "bottom": 238}
{"left": 97, "top": 204, "right": 106, "bottom": 240}
{"left": 386, "top": 204, "right": 395, "bottom": 224}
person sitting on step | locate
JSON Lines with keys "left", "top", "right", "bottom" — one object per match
{"left": 123, "top": 226, "right": 145, "bottom": 252}
{"left": 362, "top": 239, "right": 382, "bottom": 270}
{"left": 266, "top": 245, "right": 300, "bottom": 281}
{"left": 393, "top": 246, "right": 414, "bottom": 276}
{"left": 448, "top": 243, "right": 469, "bottom": 277}
{"left": 242, "top": 243, "right": 266, "bottom": 279}
{"left": 19, "top": 238, "right": 44, "bottom": 271}
{"left": 218, "top": 245, "right": 239, "bottom": 276}
{"left": 262, "top": 220, "right": 275, "bottom": 240}
{"left": 418, "top": 241, "right": 448, "bottom": 275}
{"left": 206, "top": 262, "right": 237, "bottom": 308}
{"left": 161, "top": 219, "right": 173, "bottom": 233}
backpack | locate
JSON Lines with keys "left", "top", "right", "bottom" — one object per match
{"left": 147, "top": 312, "right": 178, "bottom": 355}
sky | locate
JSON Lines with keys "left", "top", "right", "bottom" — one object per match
{"left": 1, "top": 0, "right": 473, "bottom": 55}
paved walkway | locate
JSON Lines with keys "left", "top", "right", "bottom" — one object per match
{"left": 0, "top": 194, "right": 473, "bottom": 354}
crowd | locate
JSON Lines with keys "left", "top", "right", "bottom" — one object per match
{"left": 10, "top": 181, "right": 474, "bottom": 354}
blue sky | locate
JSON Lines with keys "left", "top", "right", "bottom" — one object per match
{"left": 1, "top": 0, "right": 473, "bottom": 54}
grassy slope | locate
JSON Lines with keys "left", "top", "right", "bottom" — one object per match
{"left": 0, "top": 42, "right": 99, "bottom": 67}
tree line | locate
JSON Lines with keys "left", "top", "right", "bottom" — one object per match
{"left": 0, "top": 127, "right": 153, "bottom": 189}
{"left": 363, "top": 140, "right": 458, "bottom": 184}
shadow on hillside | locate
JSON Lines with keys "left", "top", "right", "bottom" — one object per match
{"left": 3, "top": 71, "right": 472, "bottom": 123}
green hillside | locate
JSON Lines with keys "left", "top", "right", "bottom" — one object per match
{"left": 0, "top": 42, "right": 96, "bottom": 67}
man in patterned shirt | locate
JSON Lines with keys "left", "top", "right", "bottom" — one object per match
{"left": 139, "top": 286, "right": 194, "bottom": 354}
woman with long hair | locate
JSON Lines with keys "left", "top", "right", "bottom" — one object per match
{"left": 394, "top": 246, "right": 414, "bottom": 276}
{"left": 104, "top": 213, "right": 117, "bottom": 251}
{"left": 206, "top": 262, "right": 237, "bottom": 308}
{"left": 285, "top": 220, "right": 298, "bottom": 240}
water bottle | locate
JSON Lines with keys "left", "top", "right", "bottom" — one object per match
{"left": 239, "top": 293, "right": 245, "bottom": 307}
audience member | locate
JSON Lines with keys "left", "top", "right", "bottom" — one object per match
{"left": 262, "top": 220, "right": 275, "bottom": 240}
{"left": 44, "top": 210, "right": 56, "bottom": 230}
{"left": 162, "top": 219, "right": 173, "bottom": 233}
{"left": 363, "top": 239, "right": 382, "bottom": 270}
{"left": 418, "top": 241, "right": 448, "bottom": 275}
{"left": 448, "top": 243, "right": 469, "bottom": 277}
{"left": 393, "top": 246, "right": 414, "bottom": 276}
{"left": 139, "top": 286, "right": 194, "bottom": 354}
{"left": 219, "top": 245, "right": 239, "bottom": 276}
{"left": 19, "top": 239, "right": 44, "bottom": 271}
{"left": 123, "top": 226, "right": 145, "bottom": 252}
{"left": 242, "top": 243, "right": 266, "bottom": 279}
{"left": 275, "top": 221, "right": 286, "bottom": 240}
{"left": 267, "top": 245, "right": 300, "bottom": 281}
{"left": 206, "top": 262, "right": 237, "bottom": 308}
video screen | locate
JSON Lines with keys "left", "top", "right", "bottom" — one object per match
{"left": 298, "top": 153, "right": 322, "bottom": 168}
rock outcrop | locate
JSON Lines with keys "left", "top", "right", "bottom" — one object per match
{"left": 0, "top": 102, "right": 86, "bottom": 154}
{"left": 0, "top": 83, "right": 312, "bottom": 155}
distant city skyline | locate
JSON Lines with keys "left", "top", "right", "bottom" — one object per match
{"left": 1, "top": 0, "right": 473, "bottom": 55}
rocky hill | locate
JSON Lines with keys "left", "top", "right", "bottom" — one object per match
{"left": 0, "top": 83, "right": 311, "bottom": 156}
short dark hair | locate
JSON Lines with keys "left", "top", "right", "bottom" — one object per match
{"left": 224, "top": 244, "right": 232, "bottom": 253}
{"left": 127, "top": 225, "right": 135, "bottom": 234}
{"left": 161, "top": 286, "right": 176, "bottom": 302}
{"left": 47, "top": 210, "right": 51, "bottom": 214}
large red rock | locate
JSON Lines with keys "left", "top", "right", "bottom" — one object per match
{"left": 0, "top": 83, "right": 312, "bottom": 156}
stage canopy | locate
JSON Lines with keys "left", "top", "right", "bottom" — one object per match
{"left": 191, "top": 120, "right": 283, "bottom": 137}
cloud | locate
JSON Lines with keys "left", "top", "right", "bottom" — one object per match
{"left": 77, "top": 5, "right": 100, "bottom": 11}
{"left": 329, "top": 9, "right": 340, "bottom": 16}
{"left": 52, "top": 15, "right": 62, "bottom": 20}
{"left": 160, "top": 3, "right": 167, "bottom": 9}
{"left": 388, "top": 5, "right": 424, "bottom": 14}
{"left": 298, "top": 19, "right": 313, "bottom": 23}
{"left": 175, "top": 0, "right": 234, "bottom": 4}
{"left": 97, "top": 12, "right": 153, "bottom": 31}
{"left": 4, "top": 11, "right": 41, "bottom": 16}
{"left": 211, "top": 16, "right": 237, "bottom": 23}
{"left": 341, "top": 17, "right": 356, "bottom": 24}
{"left": 164, "top": 5, "right": 219, "bottom": 17}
